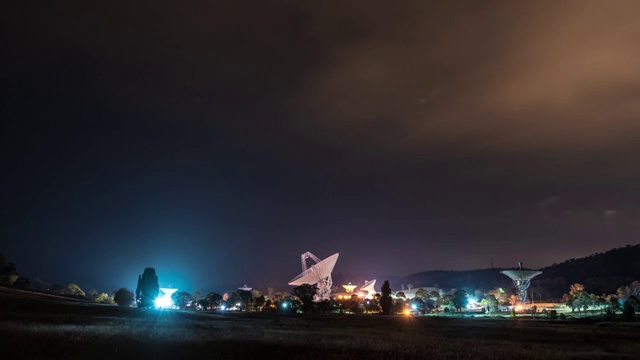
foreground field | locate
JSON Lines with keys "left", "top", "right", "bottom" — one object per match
{"left": 1, "top": 288, "right": 639, "bottom": 359}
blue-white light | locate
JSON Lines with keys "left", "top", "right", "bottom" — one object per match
{"left": 155, "top": 296, "right": 173, "bottom": 309}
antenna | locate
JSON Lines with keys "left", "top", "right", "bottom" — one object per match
{"left": 500, "top": 265, "right": 542, "bottom": 306}
{"left": 301, "top": 252, "right": 322, "bottom": 271}
{"left": 289, "top": 252, "right": 339, "bottom": 301}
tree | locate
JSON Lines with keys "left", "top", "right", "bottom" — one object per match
{"left": 625, "top": 295, "right": 640, "bottom": 313}
{"left": 253, "top": 295, "right": 266, "bottom": 311}
{"left": 607, "top": 295, "right": 621, "bottom": 313}
{"left": 95, "top": 293, "right": 114, "bottom": 304}
{"left": 238, "top": 290, "right": 252, "bottom": 311}
{"left": 0, "top": 254, "right": 19, "bottom": 286}
{"left": 569, "top": 283, "right": 585, "bottom": 297}
{"left": 629, "top": 281, "right": 640, "bottom": 297}
{"left": 380, "top": 280, "right": 393, "bottom": 315}
{"left": 364, "top": 297, "right": 380, "bottom": 313}
{"left": 114, "top": 288, "right": 135, "bottom": 307}
{"left": 207, "top": 293, "right": 223, "bottom": 308}
{"left": 293, "top": 284, "right": 318, "bottom": 313}
{"left": 348, "top": 294, "right": 362, "bottom": 314}
{"left": 564, "top": 283, "right": 587, "bottom": 313}
{"left": 573, "top": 292, "right": 592, "bottom": 315}
{"left": 481, "top": 294, "right": 499, "bottom": 313}
{"left": 65, "top": 284, "right": 85, "bottom": 297}
{"left": 49, "top": 284, "right": 65, "bottom": 294}
{"left": 451, "top": 290, "right": 468, "bottom": 312}
{"left": 413, "top": 288, "right": 426, "bottom": 300}
{"left": 393, "top": 298, "right": 406, "bottom": 314}
{"left": 88, "top": 289, "right": 98, "bottom": 300}
{"left": 192, "top": 291, "right": 203, "bottom": 302}
{"left": 135, "top": 267, "right": 159, "bottom": 308}
{"left": 13, "top": 277, "right": 31, "bottom": 290}
{"left": 172, "top": 291, "right": 192, "bottom": 310}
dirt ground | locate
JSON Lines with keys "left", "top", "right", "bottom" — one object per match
{"left": 1, "top": 287, "right": 639, "bottom": 359}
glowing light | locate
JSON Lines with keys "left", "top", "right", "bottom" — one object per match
{"left": 282, "top": 302, "right": 288, "bottom": 308}
{"left": 411, "top": 304, "right": 417, "bottom": 310}
{"left": 155, "top": 296, "right": 173, "bottom": 309}
{"left": 404, "top": 309, "right": 411, "bottom": 315}
{"left": 220, "top": 305, "right": 226, "bottom": 310}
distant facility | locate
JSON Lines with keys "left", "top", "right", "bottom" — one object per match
{"left": 288, "top": 251, "right": 339, "bottom": 301}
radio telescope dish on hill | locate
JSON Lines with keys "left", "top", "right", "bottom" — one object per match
{"left": 501, "top": 262, "right": 542, "bottom": 305}
{"left": 360, "top": 279, "right": 377, "bottom": 298}
{"left": 288, "top": 252, "right": 339, "bottom": 301}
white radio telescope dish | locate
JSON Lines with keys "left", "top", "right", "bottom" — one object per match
{"left": 288, "top": 252, "right": 339, "bottom": 301}
{"left": 500, "top": 262, "right": 542, "bottom": 305}
{"left": 360, "top": 279, "right": 377, "bottom": 298}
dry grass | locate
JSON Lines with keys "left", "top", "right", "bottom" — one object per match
{"left": 1, "top": 287, "right": 639, "bottom": 359}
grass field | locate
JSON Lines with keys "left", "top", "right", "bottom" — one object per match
{"left": 1, "top": 287, "right": 639, "bottom": 359}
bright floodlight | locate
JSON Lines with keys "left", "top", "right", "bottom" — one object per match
{"left": 288, "top": 252, "right": 339, "bottom": 301}
{"left": 500, "top": 262, "right": 542, "bottom": 305}
{"left": 155, "top": 296, "right": 173, "bottom": 308}
{"left": 155, "top": 288, "right": 178, "bottom": 309}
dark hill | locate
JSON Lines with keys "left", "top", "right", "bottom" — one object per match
{"left": 403, "top": 244, "right": 640, "bottom": 299}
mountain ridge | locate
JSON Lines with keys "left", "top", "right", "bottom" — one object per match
{"left": 402, "top": 244, "right": 640, "bottom": 299}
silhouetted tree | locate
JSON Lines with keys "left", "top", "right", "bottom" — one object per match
{"left": 380, "top": 280, "right": 393, "bottom": 315}
{"left": 13, "top": 277, "right": 31, "bottom": 290}
{"left": 207, "top": 293, "right": 223, "bottom": 308}
{"left": 114, "top": 288, "right": 135, "bottom": 307}
{"left": 451, "top": 290, "right": 468, "bottom": 312}
{"left": 251, "top": 295, "right": 265, "bottom": 311}
{"left": 87, "top": 289, "right": 98, "bottom": 300}
{"left": 135, "top": 267, "right": 159, "bottom": 308}
{"left": 226, "top": 291, "right": 239, "bottom": 308}
{"left": 625, "top": 295, "right": 639, "bottom": 313}
{"left": 172, "top": 291, "right": 192, "bottom": 309}
{"left": 293, "top": 284, "right": 318, "bottom": 313}
{"left": 363, "top": 297, "right": 380, "bottom": 313}
{"left": 623, "top": 300, "right": 636, "bottom": 321}
{"left": 0, "top": 254, "right": 19, "bottom": 286}
{"left": 49, "top": 284, "right": 65, "bottom": 294}
{"left": 238, "top": 290, "right": 252, "bottom": 311}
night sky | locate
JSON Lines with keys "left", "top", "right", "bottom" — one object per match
{"left": 2, "top": 1, "right": 640, "bottom": 294}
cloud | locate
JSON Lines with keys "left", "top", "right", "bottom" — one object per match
{"left": 538, "top": 197, "right": 560, "bottom": 208}
{"left": 602, "top": 209, "right": 618, "bottom": 220}
{"left": 290, "top": 0, "right": 640, "bottom": 167}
